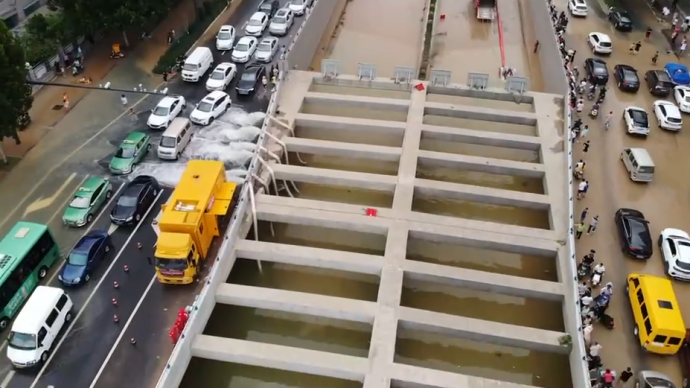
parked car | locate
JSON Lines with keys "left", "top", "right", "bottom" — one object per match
{"left": 584, "top": 58, "right": 609, "bottom": 85}
{"left": 653, "top": 100, "right": 683, "bottom": 131}
{"left": 608, "top": 8, "right": 633, "bottom": 31}
{"left": 665, "top": 63, "right": 690, "bottom": 85}
{"left": 258, "top": 0, "right": 280, "bottom": 18}
{"left": 206, "top": 62, "right": 237, "bottom": 92}
{"left": 110, "top": 175, "right": 160, "bottom": 225}
{"left": 63, "top": 176, "right": 113, "bottom": 227}
{"left": 254, "top": 37, "right": 279, "bottom": 63}
{"left": 146, "top": 96, "right": 186, "bottom": 129}
{"left": 231, "top": 37, "right": 258, "bottom": 63}
{"left": 269, "top": 8, "right": 294, "bottom": 36}
{"left": 109, "top": 132, "right": 151, "bottom": 175}
{"left": 236, "top": 65, "right": 266, "bottom": 96}
{"left": 245, "top": 12, "right": 269, "bottom": 37}
{"left": 615, "top": 208, "right": 653, "bottom": 259}
{"left": 660, "top": 228, "right": 690, "bottom": 281}
{"left": 587, "top": 32, "right": 612, "bottom": 55}
{"left": 645, "top": 70, "right": 674, "bottom": 96}
{"left": 288, "top": 0, "right": 313, "bottom": 15}
{"left": 215, "top": 25, "right": 236, "bottom": 51}
{"left": 623, "top": 106, "right": 650, "bottom": 136}
{"left": 190, "top": 91, "right": 231, "bottom": 125}
{"left": 59, "top": 230, "right": 112, "bottom": 285}
{"left": 568, "top": 0, "right": 588, "bottom": 16}
{"left": 613, "top": 64, "right": 639, "bottom": 92}
{"left": 674, "top": 86, "right": 690, "bottom": 113}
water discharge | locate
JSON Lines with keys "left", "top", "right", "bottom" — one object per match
{"left": 132, "top": 107, "right": 265, "bottom": 187}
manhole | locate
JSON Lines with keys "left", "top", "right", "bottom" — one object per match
{"left": 52, "top": 105, "right": 64, "bottom": 110}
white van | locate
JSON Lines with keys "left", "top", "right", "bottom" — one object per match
{"left": 7, "top": 286, "right": 73, "bottom": 368}
{"left": 182, "top": 47, "right": 214, "bottom": 82}
{"left": 620, "top": 147, "right": 655, "bottom": 183}
{"left": 158, "top": 118, "right": 193, "bottom": 160}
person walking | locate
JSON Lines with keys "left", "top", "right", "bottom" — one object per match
{"left": 646, "top": 27, "right": 653, "bottom": 39}
{"left": 618, "top": 367, "right": 633, "bottom": 387}
{"left": 62, "top": 93, "right": 69, "bottom": 111}
{"left": 580, "top": 207, "right": 589, "bottom": 223}
{"left": 576, "top": 98, "right": 584, "bottom": 113}
{"left": 576, "top": 222, "right": 586, "bottom": 239}
{"left": 589, "top": 342, "right": 602, "bottom": 357}
{"left": 680, "top": 39, "right": 688, "bottom": 56}
{"left": 583, "top": 323, "right": 593, "bottom": 346}
{"left": 577, "top": 180, "right": 587, "bottom": 200}
{"left": 580, "top": 125, "right": 589, "bottom": 139}
{"left": 652, "top": 51, "right": 659, "bottom": 65}
{"left": 120, "top": 94, "right": 128, "bottom": 106}
{"left": 605, "top": 110, "right": 614, "bottom": 129}
{"left": 583, "top": 180, "right": 590, "bottom": 198}
{"left": 583, "top": 140, "right": 591, "bottom": 153}
{"left": 580, "top": 294, "right": 594, "bottom": 308}
{"left": 672, "top": 29, "right": 680, "bottom": 46}
{"left": 634, "top": 41, "right": 642, "bottom": 54}
{"left": 588, "top": 215, "right": 599, "bottom": 235}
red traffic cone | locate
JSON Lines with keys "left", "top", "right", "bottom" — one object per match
{"left": 130, "top": 337, "right": 137, "bottom": 345}
{"left": 113, "top": 314, "right": 119, "bottom": 323}
{"left": 113, "top": 281, "right": 119, "bottom": 289}
{"left": 123, "top": 264, "right": 129, "bottom": 272}
{"left": 112, "top": 298, "right": 118, "bottom": 306}
{"left": 136, "top": 242, "right": 142, "bottom": 249}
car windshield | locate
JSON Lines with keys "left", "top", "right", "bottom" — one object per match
{"left": 68, "top": 251, "right": 88, "bottom": 266}
{"left": 593, "top": 64, "right": 607, "bottom": 74}
{"left": 630, "top": 110, "right": 648, "bottom": 126}
{"left": 241, "top": 72, "right": 257, "bottom": 81}
{"left": 627, "top": 219, "right": 650, "bottom": 248}
{"left": 118, "top": 194, "right": 138, "bottom": 207}
{"left": 235, "top": 43, "right": 249, "bottom": 52}
{"left": 115, "top": 147, "right": 135, "bottom": 158}
{"left": 273, "top": 16, "right": 287, "bottom": 23}
{"left": 258, "top": 43, "right": 272, "bottom": 52}
{"left": 646, "top": 377, "right": 675, "bottom": 388}
{"left": 155, "top": 258, "right": 188, "bottom": 270}
{"left": 69, "top": 196, "right": 90, "bottom": 209}
{"left": 197, "top": 101, "right": 213, "bottom": 112}
{"left": 218, "top": 31, "right": 232, "bottom": 40}
{"left": 248, "top": 18, "right": 263, "bottom": 26}
{"left": 600, "top": 41, "right": 612, "bottom": 47}
{"left": 182, "top": 63, "right": 197, "bottom": 71}
{"left": 7, "top": 332, "right": 36, "bottom": 350}
{"left": 623, "top": 70, "right": 637, "bottom": 82}
{"left": 160, "top": 135, "right": 177, "bottom": 148}
{"left": 152, "top": 106, "right": 169, "bottom": 116}
{"left": 210, "top": 71, "right": 225, "bottom": 80}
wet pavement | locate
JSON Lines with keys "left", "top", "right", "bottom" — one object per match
{"left": 558, "top": 0, "right": 690, "bottom": 383}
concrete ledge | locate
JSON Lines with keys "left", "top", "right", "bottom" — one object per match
{"left": 192, "top": 335, "right": 368, "bottom": 381}
{"left": 270, "top": 163, "right": 397, "bottom": 192}
{"left": 426, "top": 84, "right": 536, "bottom": 105}
{"left": 398, "top": 306, "right": 568, "bottom": 354}
{"left": 389, "top": 363, "right": 541, "bottom": 388}
{"left": 304, "top": 91, "right": 410, "bottom": 112}
{"left": 424, "top": 102, "right": 538, "bottom": 126}
{"left": 403, "top": 260, "right": 565, "bottom": 301}
{"left": 295, "top": 113, "right": 407, "bottom": 135}
{"left": 418, "top": 150, "right": 546, "bottom": 178}
{"left": 283, "top": 137, "right": 402, "bottom": 161}
{"left": 216, "top": 283, "right": 377, "bottom": 323}
{"left": 414, "top": 178, "right": 551, "bottom": 210}
{"left": 407, "top": 227, "right": 558, "bottom": 256}
{"left": 421, "top": 124, "right": 542, "bottom": 150}
{"left": 235, "top": 239, "right": 385, "bottom": 275}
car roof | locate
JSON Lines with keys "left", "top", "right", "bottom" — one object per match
{"left": 244, "top": 65, "right": 263, "bottom": 73}
{"left": 75, "top": 232, "right": 104, "bottom": 252}
{"left": 626, "top": 106, "right": 647, "bottom": 113}
{"left": 665, "top": 228, "right": 690, "bottom": 239}
{"left": 219, "top": 25, "right": 234, "bottom": 32}
{"left": 260, "top": 37, "right": 278, "bottom": 44}
{"left": 591, "top": 32, "right": 611, "bottom": 41}
{"left": 618, "top": 207, "right": 646, "bottom": 219}
{"left": 589, "top": 57, "right": 607, "bottom": 65}
{"left": 617, "top": 64, "right": 636, "bottom": 71}
{"left": 666, "top": 62, "right": 688, "bottom": 70}
{"left": 203, "top": 91, "right": 229, "bottom": 102}
{"left": 237, "top": 36, "right": 257, "bottom": 44}
{"left": 215, "top": 62, "right": 236, "bottom": 71}
{"left": 250, "top": 11, "right": 266, "bottom": 20}
{"left": 123, "top": 182, "right": 146, "bottom": 197}
{"left": 75, "top": 176, "right": 106, "bottom": 197}
{"left": 157, "top": 96, "right": 177, "bottom": 107}
{"left": 12, "top": 286, "right": 65, "bottom": 333}
{"left": 275, "top": 8, "right": 289, "bottom": 17}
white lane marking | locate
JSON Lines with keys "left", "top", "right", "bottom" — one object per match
{"left": 0, "top": 85, "right": 165, "bottom": 230}
{"left": 107, "top": 223, "right": 120, "bottom": 235}
{"left": 0, "top": 370, "right": 14, "bottom": 388}
{"left": 29, "top": 190, "right": 164, "bottom": 388}
{"left": 89, "top": 274, "right": 156, "bottom": 388}
{"left": 23, "top": 173, "right": 79, "bottom": 217}
{"left": 44, "top": 175, "right": 90, "bottom": 227}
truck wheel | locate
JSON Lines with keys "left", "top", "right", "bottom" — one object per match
{"left": 38, "top": 266, "right": 48, "bottom": 279}
{"left": 0, "top": 317, "right": 9, "bottom": 330}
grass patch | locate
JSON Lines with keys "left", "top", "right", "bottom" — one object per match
{"left": 152, "top": 0, "right": 228, "bottom": 74}
{"left": 418, "top": 0, "right": 437, "bottom": 80}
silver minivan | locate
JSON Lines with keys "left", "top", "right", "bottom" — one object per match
{"left": 269, "top": 8, "right": 294, "bottom": 36}
{"left": 620, "top": 147, "right": 655, "bottom": 183}
{"left": 157, "top": 118, "right": 192, "bottom": 160}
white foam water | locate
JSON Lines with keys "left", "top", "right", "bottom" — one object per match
{"left": 132, "top": 107, "right": 266, "bottom": 187}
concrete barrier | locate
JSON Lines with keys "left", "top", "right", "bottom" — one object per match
{"left": 525, "top": 0, "right": 568, "bottom": 96}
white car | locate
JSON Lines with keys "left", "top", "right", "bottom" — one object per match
{"left": 206, "top": 62, "right": 237, "bottom": 91}
{"left": 288, "top": 0, "right": 312, "bottom": 15}
{"left": 254, "top": 37, "right": 279, "bottom": 63}
{"left": 245, "top": 12, "right": 268, "bottom": 36}
{"left": 588, "top": 32, "right": 612, "bottom": 55}
{"left": 269, "top": 8, "right": 294, "bottom": 36}
{"left": 231, "top": 36, "right": 258, "bottom": 63}
{"left": 653, "top": 100, "right": 683, "bottom": 131}
{"left": 660, "top": 228, "right": 690, "bottom": 281}
{"left": 623, "top": 106, "right": 650, "bottom": 136}
{"left": 674, "top": 85, "right": 690, "bottom": 113}
{"left": 146, "top": 96, "right": 186, "bottom": 129}
{"left": 215, "top": 25, "right": 236, "bottom": 51}
{"left": 190, "top": 91, "right": 231, "bottom": 126}
{"left": 568, "top": 0, "right": 588, "bottom": 16}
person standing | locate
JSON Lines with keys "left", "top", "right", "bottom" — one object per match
{"left": 577, "top": 180, "right": 587, "bottom": 200}
{"left": 580, "top": 207, "right": 589, "bottom": 223}
{"left": 619, "top": 367, "right": 633, "bottom": 387}
{"left": 652, "top": 51, "right": 659, "bottom": 65}
{"left": 120, "top": 94, "right": 128, "bottom": 106}
{"left": 589, "top": 342, "right": 602, "bottom": 357}
{"left": 646, "top": 27, "right": 653, "bottom": 39}
{"left": 576, "top": 98, "right": 584, "bottom": 113}
{"left": 634, "top": 41, "right": 642, "bottom": 54}
{"left": 583, "top": 324, "right": 593, "bottom": 346}
{"left": 62, "top": 93, "right": 69, "bottom": 111}
{"left": 680, "top": 39, "right": 688, "bottom": 55}
{"left": 588, "top": 215, "right": 599, "bottom": 235}
{"left": 580, "top": 125, "right": 589, "bottom": 140}
{"left": 583, "top": 140, "right": 591, "bottom": 153}
{"left": 576, "top": 222, "right": 586, "bottom": 239}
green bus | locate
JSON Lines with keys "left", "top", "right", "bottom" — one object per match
{"left": 0, "top": 222, "right": 60, "bottom": 329}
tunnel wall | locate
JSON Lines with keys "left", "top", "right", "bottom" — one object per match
{"left": 526, "top": 0, "right": 568, "bottom": 95}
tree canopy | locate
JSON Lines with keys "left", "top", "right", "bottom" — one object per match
{"left": 0, "top": 22, "right": 33, "bottom": 144}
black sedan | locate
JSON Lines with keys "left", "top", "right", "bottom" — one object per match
{"left": 615, "top": 208, "right": 653, "bottom": 259}
{"left": 614, "top": 64, "right": 640, "bottom": 92}
{"left": 110, "top": 175, "right": 159, "bottom": 225}
{"left": 608, "top": 8, "right": 633, "bottom": 31}
{"left": 236, "top": 65, "right": 266, "bottom": 96}
{"left": 584, "top": 58, "right": 609, "bottom": 85}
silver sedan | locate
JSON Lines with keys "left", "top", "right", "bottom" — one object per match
{"left": 254, "top": 37, "right": 279, "bottom": 63}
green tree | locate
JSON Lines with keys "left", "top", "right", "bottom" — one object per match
{"left": 0, "top": 21, "right": 33, "bottom": 145}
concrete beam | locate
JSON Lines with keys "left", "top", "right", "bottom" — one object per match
{"left": 399, "top": 306, "right": 568, "bottom": 354}
{"left": 305, "top": 91, "right": 410, "bottom": 112}
{"left": 414, "top": 178, "right": 551, "bottom": 210}
{"left": 424, "top": 101, "right": 538, "bottom": 126}
{"left": 403, "top": 260, "right": 565, "bottom": 301}
{"left": 295, "top": 113, "right": 406, "bottom": 135}
{"left": 215, "top": 283, "right": 377, "bottom": 323}
{"left": 426, "top": 84, "right": 536, "bottom": 104}
{"left": 418, "top": 150, "right": 546, "bottom": 178}
{"left": 235, "top": 240, "right": 385, "bottom": 275}
{"left": 192, "top": 335, "right": 368, "bottom": 381}
{"left": 421, "top": 124, "right": 541, "bottom": 150}
{"left": 270, "top": 163, "right": 397, "bottom": 192}
{"left": 283, "top": 137, "right": 402, "bottom": 161}
{"left": 389, "top": 363, "right": 541, "bottom": 388}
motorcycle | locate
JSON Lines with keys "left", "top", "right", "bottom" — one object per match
{"left": 592, "top": 271, "right": 603, "bottom": 286}
{"left": 589, "top": 106, "right": 599, "bottom": 118}
{"left": 573, "top": 169, "right": 585, "bottom": 180}
{"left": 577, "top": 261, "right": 592, "bottom": 279}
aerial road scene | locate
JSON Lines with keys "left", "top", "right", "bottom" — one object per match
{"left": 2, "top": 0, "right": 690, "bottom": 387}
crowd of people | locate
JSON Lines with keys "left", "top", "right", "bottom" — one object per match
{"left": 545, "top": 1, "right": 636, "bottom": 387}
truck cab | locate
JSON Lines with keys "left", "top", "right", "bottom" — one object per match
{"left": 475, "top": 0, "right": 496, "bottom": 21}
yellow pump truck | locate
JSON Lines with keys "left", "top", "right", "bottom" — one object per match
{"left": 154, "top": 160, "right": 237, "bottom": 284}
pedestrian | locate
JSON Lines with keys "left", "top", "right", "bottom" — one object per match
{"left": 580, "top": 125, "right": 589, "bottom": 139}
{"left": 147, "top": 256, "right": 152, "bottom": 265}
{"left": 583, "top": 180, "right": 590, "bottom": 197}
{"left": 534, "top": 40, "right": 540, "bottom": 53}
{"left": 600, "top": 282, "right": 613, "bottom": 296}
{"left": 672, "top": 30, "right": 680, "bottom": 46}
{"left": 588, "top": 215, "right": 599, "bottom": 235}
{"left": 646, "top": 27, "right": 653, "bottom": 39}
{"left": 120, "top": 94, "right": 128, "bottom": 106}
{"left": 580, "top": 207, "right": 589, "bottom": 223}
{"left": 589, "top": 341, "right": 602, "bottom": 357}
{"left": 261, "top": 75, "right": 267, "bottom": 87}
{"left": 674, "top": 13, "right": 680, "bottom": 28}
{"left": 619, "top": 367, "right": 633, "bottom": 387}
{"left": 680, "top": 39, "right": 687, "bottom": 55}
{"left": 629, "top": 43, "right": 636, "bottom": 54}
{"left": 652, "top": 51, "right": 659, "bottom": 65}
{"left": 581, "top": 294, "right": 594, "bottom": 308}
{"left": 578, "top": 281, "right": 589, "bottom": 296}
{"left": 634, "top": 41, "right": 642, "bottom": 54}
{"left": 576, "top": 222, "right": 586, "bottom": 239}
{"left": 577, "top": 180, "right": 587, "bottom": 199}
{"left": 583, "top": 140, "right": 590, "bottom": 153}
{"left": 576, "top": 98, "right": 584, "bottom": 113}
{"left": 63, "top": 93, "right": 69, "bottom": 111}
{"left": 162, "top": 69, "right": 168, "bottom": 83}
{"left": 583, "top": 323, "right": 593, "bottom": 345}
{"left": 571, "top": 129, "right": 578, "bottom": 144}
